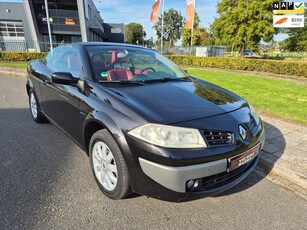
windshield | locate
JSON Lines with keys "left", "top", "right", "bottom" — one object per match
{"left": 86, "top": 46, "right": 188, "bottom": 83}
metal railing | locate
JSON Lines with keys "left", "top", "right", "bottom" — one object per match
{"left": 0, "top": 40, "right": 225, "bottom": 57}
{"left": 0, "top": 40, "right": 74, "bottom": 52}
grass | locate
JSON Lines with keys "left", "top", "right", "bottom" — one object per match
{"left": 0, "top": 61, "right": 27, "bottom": 68}
{"left": 188, "top": 68, "right": 307, "bottom": 126}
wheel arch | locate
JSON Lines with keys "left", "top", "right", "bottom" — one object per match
{"left": 83, "top": 111, "right": 124, "bottom": 154}
{"left": 26, "top": 78, "right": 34, "bottom": 96}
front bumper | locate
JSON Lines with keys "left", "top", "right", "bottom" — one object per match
{"left": 121, "top": 130, "right": 264, "bottom": 202}
{"left": 139, "top": 157, "right": 227, "bottom": 193}
{"left": 119, "top": 110, "right": 265, "bottom": 202}
{"left": 138, "top": 136, "right": 264, "bottom": 194}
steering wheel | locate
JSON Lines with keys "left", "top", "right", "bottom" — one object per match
{"left": 140, "top": 67, "right": 156, "bottom": 74}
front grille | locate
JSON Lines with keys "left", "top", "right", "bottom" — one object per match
{"left": 249, "top": 118, "right": 259, "bottom": 137}
{"left": 199, "top": 157, "right": 257, "bottom": 191}
{"left": 203, "top": 130, "right": 233, "bottom": 147}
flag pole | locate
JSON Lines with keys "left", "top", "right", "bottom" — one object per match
{"left": 44, "top": 0, "right": 53, "bottom": 50}
{"left": 190, "top": 0, "right": 196, "bottom": 55}
{"left": 161, "top": 0, "right": 164, "bottom": 54}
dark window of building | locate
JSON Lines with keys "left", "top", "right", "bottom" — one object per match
{"left": 32, "top": 0, "right": 80, "bottom": 35}
{"left": 33, "top": 0, "right": 78, "bottom": 11}
{"left": 0, "top": 20, "right": 24, "bottom": 37}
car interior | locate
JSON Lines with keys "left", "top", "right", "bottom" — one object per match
{"left": 87, "top": 48, "right": 153, "bottom": 82}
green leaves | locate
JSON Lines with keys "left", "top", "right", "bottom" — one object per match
{"left": 282, "top": 26, "right": 307, "bottom": 52}
{"left": 181, "top": 12, "right": 213, "bottom": 46}
{"left": 153, "top": 9, "right": 184, "bottom": 47}
{"left": 125, "top": 23, "right": 145, "bottom": 45}
{"left": 212, "top": 0, "right": 277, "bottom": 53}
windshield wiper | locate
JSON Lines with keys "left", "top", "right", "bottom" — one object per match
{"left": 142, "top": 77, "right": 191, "bottom": 83}
{"left": 99, "top": 80, "right": 145, "bottom": 85}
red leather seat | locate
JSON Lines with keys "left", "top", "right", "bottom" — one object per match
{"left": 107, "top": 51, "right": 133, "bottom": 81}
{"left": 107, "top": 69, "right": 133, "bottom": 81}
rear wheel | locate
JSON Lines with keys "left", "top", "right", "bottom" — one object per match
{"left": 89, "top": 129, "right": 131, "bottom": 199}
{"left": 29, "top": 90, "right": 47, "bottom": 123}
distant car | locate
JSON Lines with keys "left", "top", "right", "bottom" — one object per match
{"left": 244, "top": 50, "right": 253, "bottom": 56}
{"left": 26, "top": 42, "right": 265, "bottom": 202}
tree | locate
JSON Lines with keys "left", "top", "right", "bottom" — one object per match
{"left": 125, "top": 23, "right": 146, "bottom": 45}
{"left": 182, "top": 12, "right": 212, "bottom": 46}
{"left": 153, "top": 8, "right": 184, "bottom": 47}
{"left": 211, "top": 0, "right": 276, "bottom": 54}
{"left": 282, "top": 8, "right": 307, "bottom": 52}
{"left": 282, "top": 27, "right": 307, "bottom": 52}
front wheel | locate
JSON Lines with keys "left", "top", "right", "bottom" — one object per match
{"left": 29, "top": 90, "right": 47, "bottom": 123}
{"left": 89, "top": 129, "right": 131, "bottom": 199}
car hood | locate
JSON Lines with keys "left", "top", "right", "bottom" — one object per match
{"left": 107, "top": 79, "right": 247, "bottom": 124}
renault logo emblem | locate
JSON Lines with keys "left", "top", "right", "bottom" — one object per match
{"left": 239, "top": 125, "right": 247, "bottom": 140}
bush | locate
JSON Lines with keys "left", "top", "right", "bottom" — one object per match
{"left": 166, "top": 55, "right": 307, "bottom": 78}
{"left": 0, "top": 52, "right": 46, "bottom": 62}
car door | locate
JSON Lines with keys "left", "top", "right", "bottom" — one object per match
{"left": 40, "top": 46, "right": 83, "bottom": 144}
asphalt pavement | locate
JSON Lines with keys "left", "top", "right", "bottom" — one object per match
{"left": 0, "top": 72, "right": 306, "bottom": 229}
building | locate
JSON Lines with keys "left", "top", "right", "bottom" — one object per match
{"left": 103, "top": 23, "right": 125, "bottom": 43}
{"left": 0, "top": 2, "right": 32, "bottom": 51}
{"left": 0, "top": 0, "right": 107, "bottom": 52}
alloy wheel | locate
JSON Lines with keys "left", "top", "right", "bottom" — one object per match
{"left": 30, "top": 93, "right": 38, "bottom": 119}
{"left": 92, "top": 141, "right": 118, "bottom": 191}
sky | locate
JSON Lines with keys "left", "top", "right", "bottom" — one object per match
{"left": 1, "top": 0, "right": 294, "bottom": 42}
{"left": 94, "top": 0, "right": 219, "bottom": 41}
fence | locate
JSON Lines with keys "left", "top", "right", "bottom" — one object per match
{"left": 161, "top": 46, "right": 225, "bottom": 57}
{"left": 0, "top": 40, "right": 74, "bottom": 52}
{"left": 0, "top": 40, "right": 225, "bottom": 57}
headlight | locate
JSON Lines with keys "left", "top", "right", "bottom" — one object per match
{"left": 128, "top": 124, "right": 207, "bottom": 149}
{"left": 249, "top": 104, "right": 260, "bottom": 125}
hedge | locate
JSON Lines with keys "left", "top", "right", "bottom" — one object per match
{"left": 0, "top": 52, "right": 46, "bottom": 62}
{"left": 166, "top": 55, "right": 307, "bottom": 78}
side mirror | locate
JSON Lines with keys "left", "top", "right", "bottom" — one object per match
{"left": 51, "top": 72, "right": 79, "bottom": 85}
{"left": 183, "top": 69, "right": 188, "bottom": 74}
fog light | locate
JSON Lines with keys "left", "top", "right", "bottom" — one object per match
{"left": 186, "top": 179, "right": 200, "bottom": 191}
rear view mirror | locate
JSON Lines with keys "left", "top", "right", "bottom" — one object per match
{"left": 52, "top": 72, "right": 79, "bottom": 85}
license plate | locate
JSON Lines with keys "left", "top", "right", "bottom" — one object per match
{"left": 227, "top": 144, "right": 260, "bottom": 172}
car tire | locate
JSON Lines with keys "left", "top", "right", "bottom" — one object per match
{"left": 29, "top": 89, "right": 47, "bottom": 123}
{"left": 89, "top": 129, "right": 131, "bottom": 199}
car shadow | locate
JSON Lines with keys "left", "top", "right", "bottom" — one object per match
{"left": 215, "top": 121, "right": 286, "bottom": 197}
{"left": 0, "top": 108, "right": 88, "bottom": 228}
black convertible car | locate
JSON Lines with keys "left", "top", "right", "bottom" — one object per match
{"left": 27, "top": 42, "right": 265, "bottom": 202}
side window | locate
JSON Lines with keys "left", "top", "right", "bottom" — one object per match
{"left": 43, "top": 46, "right": 82, "bottom": 78}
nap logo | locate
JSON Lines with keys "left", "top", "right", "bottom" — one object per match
{"left": 273, "top": 2, "right": 304, "bottom": 14}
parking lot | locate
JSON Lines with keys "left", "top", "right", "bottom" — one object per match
{"left": 0, "top": 74, "right": 306, "bottom": 229}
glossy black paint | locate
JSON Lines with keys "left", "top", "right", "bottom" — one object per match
{"left": 26, "top": 42, "right": 265, "bottom": 201}
{"left": 51, "top": 72, "right": 79, "bottom": 84}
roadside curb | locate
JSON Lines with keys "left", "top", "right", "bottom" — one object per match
{"left": 0, "top": 67, "right": 306, "bottom": 200}
{"left": 0, "top": 67, "right": 27, "bottom": 78}
{"left": 257, "top": 116, "right": 307, "bottom": 201}
{"left": 256, "top": 152, "right": 307, "bottom": 200}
